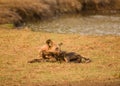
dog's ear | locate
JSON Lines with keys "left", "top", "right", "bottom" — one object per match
{"left": 46, "top": 39, "right": 53, "bottom": 47}
{"left": 58, "top": 43, "right": 63, "bottom": 46}
{"left": 46, "top": 39, "right": 51, "bottom": 44}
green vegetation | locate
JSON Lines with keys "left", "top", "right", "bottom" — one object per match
{"left": 0, "top": 23, "right": 14, "bottom": 29}
{"left": 0, "top": 28, "right": 120, "bottom": 86}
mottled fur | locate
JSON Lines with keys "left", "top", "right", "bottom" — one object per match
{"left": 57, "top": 51, "right": 91, "bottom": 63}
{"left": 38, "top": 39, "right": 62, "bottom": 61}
{"left": 37, "top": 39, "right": 91, "bottom": 63}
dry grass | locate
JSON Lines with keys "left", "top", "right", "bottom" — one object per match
{"left": 0, "top": 0, "right": 120, "bottom": 24}
{"left": 0, "top": 0, "right": 82, "bottom": 24}
{"left": 0, "top": 28, "right": 120, "bottom": 86}
{"left": 113, "top": 0, "right": 120, "bottom": 10}
{"left": 0, "top": 0, "right": 51, "bottom": 24}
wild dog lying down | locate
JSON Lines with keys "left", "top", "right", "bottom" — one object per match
{"left": 38, "top": 39, "right": 63, "bottom": 61}
{"left": 58, "top": 51, "right": 91, "bottom": 63}
{"left": 29, "top": 39, "right": 91, "bottom": 63}
{"left": 38, "top": 39, "right": 91, "bottom": 63}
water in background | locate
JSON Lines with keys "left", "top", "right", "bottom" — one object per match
{"left": 26, "top": 14, "right": 120, "bottom": 35}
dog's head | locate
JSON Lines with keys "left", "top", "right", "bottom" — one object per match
{"left": 46, "top": 39, "right": 63, "bottom": 55}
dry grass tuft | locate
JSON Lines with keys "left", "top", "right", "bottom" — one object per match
{"left": 0, "top": 0, "right": 82, "bottom": 24}
{"left": 0, "top": 0, "right": 120, "bottom": 24}
{"left": 0, "top": 0, "right": 51, "bottom": 24}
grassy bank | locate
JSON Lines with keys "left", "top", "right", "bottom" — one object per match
{"left": 0, "top": 0, "right": 120, "bottom": 25}
{"left": 0, "top": 28, "right": 120, "bottom": 86}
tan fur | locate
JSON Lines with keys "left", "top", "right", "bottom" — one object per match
{"left": 38, "top": 39, "right": 62, "bottom": 61}
{"left": 37, "top": 39, "right": 91, "bottom": 63}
